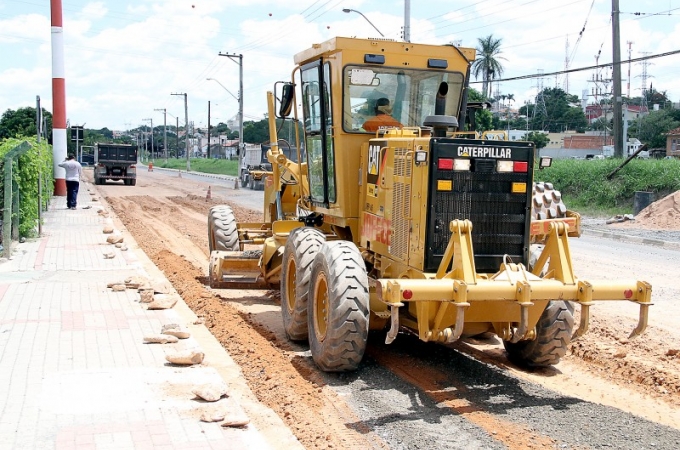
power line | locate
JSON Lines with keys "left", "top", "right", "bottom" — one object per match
{"left": 470, "top": 49, "right": 680, "bottom": 85}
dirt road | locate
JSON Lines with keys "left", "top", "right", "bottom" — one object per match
{"left": 90, "top": 168, "right": 680, "bottom": 449}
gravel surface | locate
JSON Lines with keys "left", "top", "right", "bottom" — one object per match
{"left": 581, "top": 216, "right": 680, "bottom": 244}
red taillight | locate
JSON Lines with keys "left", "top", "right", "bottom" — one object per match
{"left": 513, "top": 161, "right": 528, "bottom": 173}
{"left": 438, "top": 158, "right": 454, "bottom": 170}
{"left": 402, "top": 289, "right": 413, "bottom": 300}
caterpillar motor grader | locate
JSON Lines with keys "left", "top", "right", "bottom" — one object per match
{"left": 208, "top": 37, "right": 652, "bottom": 372}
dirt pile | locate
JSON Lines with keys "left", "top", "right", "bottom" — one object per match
{"left": 631, "top": 190, "right": 680, "bottom": 230}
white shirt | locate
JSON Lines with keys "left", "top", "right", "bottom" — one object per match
{"left": 58, "top": 160, "right": 83, "bottom": 182}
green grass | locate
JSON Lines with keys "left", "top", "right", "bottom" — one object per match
{"left": 537, "top": 158, "right": 680, "bottom": 214}
{"left": 153, "top": 158, "right": 238, "bottom": 176}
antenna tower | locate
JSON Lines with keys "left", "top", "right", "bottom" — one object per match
{"left": 563, "top": 36, "right": 570, "bottom": 93}
{"left": 533, "top": 69, "right": 548, "bottom": 129}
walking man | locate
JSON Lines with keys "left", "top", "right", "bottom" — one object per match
{"left": 58, "top": 154, "right": 83, "bottom": 210}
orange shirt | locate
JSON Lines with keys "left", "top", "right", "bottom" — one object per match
{"left": 362, "top": 114, "right": 403, "bottom": 132}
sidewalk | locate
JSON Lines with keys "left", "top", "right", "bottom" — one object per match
{"left": 0, "top": 181, "right": 301, "bottom": 449}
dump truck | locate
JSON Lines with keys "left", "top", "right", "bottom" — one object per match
{"left": 208, "top": 37, "right": 652, "bottom": 372}
{"left": 94, "top": 143, "right": 138, "bottom": 186}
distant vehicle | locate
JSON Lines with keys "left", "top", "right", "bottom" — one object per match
{"left": 94, "top": 143, "right": 138, "bottom": 186}
{"left": 592, "top": 155, "right": 605, "bottom": 160}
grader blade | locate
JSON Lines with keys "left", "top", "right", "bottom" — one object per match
{"left": 209, "top": 250, "right": 269, "bottom": 289}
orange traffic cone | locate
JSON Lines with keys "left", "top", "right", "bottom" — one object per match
{"left": 206, "top": 186, "right": 211, "bottom": 202}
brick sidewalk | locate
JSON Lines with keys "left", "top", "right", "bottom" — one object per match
{"left": 0, "top": 183, "right": 301, "bottom": 450}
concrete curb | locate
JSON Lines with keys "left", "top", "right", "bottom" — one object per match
{"left": 146, "top": 165, "right": 238, "bottom": 183}
{"left": 582, "top": 228, "right": 680, "bottom": 250}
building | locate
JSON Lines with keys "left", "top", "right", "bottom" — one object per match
{"left": 666, "top": 127, "right": 680, "bottom": 158}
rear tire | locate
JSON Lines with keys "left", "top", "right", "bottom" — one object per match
{"left": 280, "top": 227, "right": 326, "bottom": 341}
{"left": 208, "top": 205, "right": 239, "bottom": 252}
{"left": 503, "top": 300, "right": 574, "bottom": 367}
{"left": 129, "top": 178, "right": 136, "bottom": 186}
{"left": 308, "top": 241, "right": 369, "bottom": 372}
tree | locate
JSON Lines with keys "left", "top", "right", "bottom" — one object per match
{"left": 629, "top": 109, "right": 679, "bottom": 148}
{"left": 471, "top": 35, "right": 506, "bottom": 99}
{"left": 531, "top": 88, "right": 587, "bottom": 132}
{"left": 525, "top": 131, "right": 550, "bottom": 150}
{"left": 0, "top": 107, "right": 53, "bottom": 141}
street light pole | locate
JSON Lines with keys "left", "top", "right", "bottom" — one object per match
{"left": 216, "top": 53, "right": 244, "bottom": 190}
{"left": 342, "top": 8, "right": 384, "bottom": 37}
{"left": 171, "top": 92, "right": 190, "bottom": 171}
{"left": 154, "top": 108, "right": 168, "bottom": 162}
{"left": 403, "top": 0, "right": 410, "bottom": 42}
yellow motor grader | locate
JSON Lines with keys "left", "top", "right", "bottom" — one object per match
{"left": 208, "top": 37, "right": 651, "bottom": 372}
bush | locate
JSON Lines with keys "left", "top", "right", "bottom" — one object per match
{"left": 0, "top": 137, "right": 53, "bottom": 238}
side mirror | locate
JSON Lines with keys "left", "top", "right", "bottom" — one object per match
{"left": 276, "top": 82, "right": 294, "bottom": 118}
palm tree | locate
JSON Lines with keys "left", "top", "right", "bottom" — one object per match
{"left": 471, "top": 35, "right": 506, "bottom": 99}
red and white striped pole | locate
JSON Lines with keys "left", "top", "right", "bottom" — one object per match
{"left": 51, "top": 0, "right": 67, "bottom": 196}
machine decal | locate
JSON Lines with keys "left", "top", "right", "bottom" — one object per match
{"left": 457, "top": 146, "right": 512, "bottom": 158}
{"left": 367, "top": 143, "right": 387, "bottom": 198}
{"left": 363, "top": 213, "right": 392, "bottom": 246}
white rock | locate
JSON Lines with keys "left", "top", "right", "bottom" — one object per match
{"left": 106, "top": 235, "right": 124, "bottom": 244}
{"left": 103, "top": 251, "right": 116, "bottom": 259}
{"left": 200, "top": 409, "right": 227, "bottom": 423}
{"left": 221, "top": 416, "right": 250, "bottom": 428}
{"left": 165, "top": 350, "right": 205, "bottom": 365}
{"left": 110, "top": 284, "right": 126, "bottom": 292}
{"left": 161, "top": 323, "right": 190, "bottom": 339}
{"left": 139, "top": 289, "right": 154, "bottom": 303}
{"left": 146, "top": 294, "right": 178, "bottom": 310}
{"left": 102, "top": 226, "right": 114, "bottom": 234}
{"left": 192, "top": 383, "right": 228, "bottom": 402}
{"left": 143, "top": 334, "right": 179, "bottom": 344}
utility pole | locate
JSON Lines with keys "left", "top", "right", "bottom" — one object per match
{"left": 154, "top": 108, "right": 168, "bottom": 163}
{"left": 171, "top": 92, "right": 190, "bottom": 171}
{"left": 218, "top": 52, "right": 243, "bottom": 190}
{"left": 143, "top": 118, "right": 153, "bottom": 161}
{"left": 611, "top": 0, "right": 624, "bottom": 158}
{"left": 207, "top": 101, "right": 211, "bottom": 159}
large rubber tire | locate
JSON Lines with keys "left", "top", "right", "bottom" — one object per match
{"left": 129, "top": 178, "right": 136, "bottom": 186}
{"left": 280, "top": 227, "right": 326, "bottom": 341}
{"left": 308, "top": 241, "right": 369, "bottom": 372}
{"left": 208, "top": 205, "right": 239, "bottom": 252}
{"left": 241, "top": 174, "right": 249, "bottom": 188}
{"left": 503, "top": 300, "right": 575, "bottom": 367}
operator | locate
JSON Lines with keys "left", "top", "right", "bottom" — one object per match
{"left": 362, "top": 98, "right": 403, "bottom": 132}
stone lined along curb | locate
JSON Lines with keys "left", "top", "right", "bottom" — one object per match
{"left": 581, "top": 228, "right": 680, "bottom": 250}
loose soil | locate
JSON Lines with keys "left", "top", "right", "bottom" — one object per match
{"left": 93, "top": 171, "right": 680, "bottom": 447}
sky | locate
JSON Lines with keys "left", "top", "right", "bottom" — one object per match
{"left": 1, "top": 0, "right": 679, "bottom": 131}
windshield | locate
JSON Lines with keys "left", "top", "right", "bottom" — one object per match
{"left": 343, "top": 66, "right": 465, "bottom": 133}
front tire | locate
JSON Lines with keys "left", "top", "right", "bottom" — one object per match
{"left": 280, "top": 227, "right": 326, "bottom": 341}
{"left": 503, "top": 301, "right": 574, "bottom": 367}
{"left": 308, "top": 241, "right": 369, "bottom": 372}
{"left": 208, "top": 205, "right": 239, "bottom": 252}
